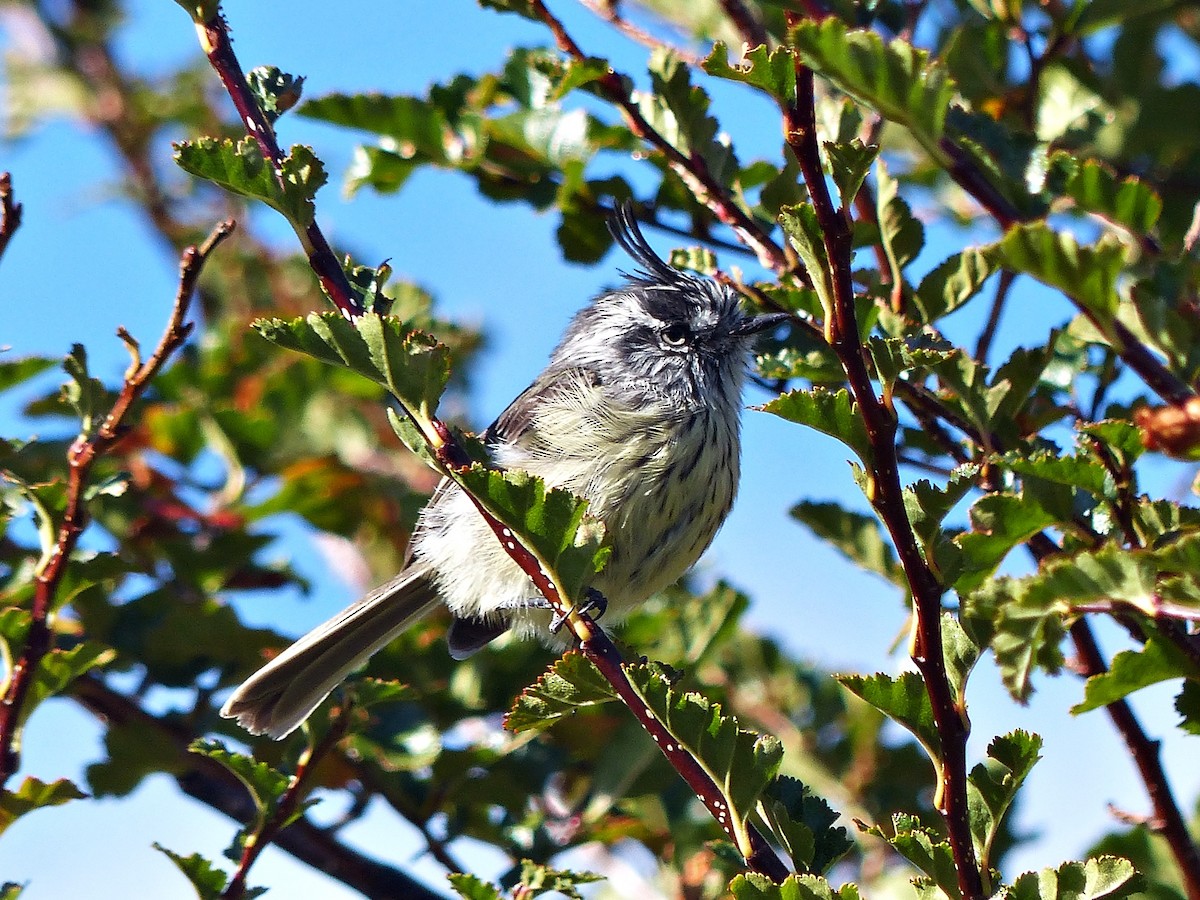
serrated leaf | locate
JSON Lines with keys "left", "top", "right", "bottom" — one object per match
{"left": 956, "top": 491, "right": 1058, "bottom": 594}
{"left": 253, "top": 312, "right": 450, "bottom": 422}
{"left": 729, "top": 873, "right": 860, "bottom": 900}
{"left": 625, "top": 663, "right": 783, "bottom": 851}
{"left": 914, "top": 247, "right": 999, "bottom": 324}
{"left": 1003, "top": 856, "right": 1139, "bottom": 900}
{"left": 837, "top": 672, "right": 940, "bottom": 764}
{"left": 504, "top": 651, "right": 618, "bottom": 732}
{"left": 865, "top": 813, "right": 960, "bottom": 900}
{"left": 669, "top": 245, "right": 718, "bottom": 276}
{"left": 967, "top": 730, "right": 1043, "bottom": 871}
{"left": 641, "top": 49, "right": 734, "bottom": 182}
{"left": 300, "top": 93, "right": 449, "bottom": 161}
{"left": 153, "top": 844, "right": 230, "bottom": 900}
{"left": 824, "top": 139, "right": 879, "bottom": 207}
{"left": 760, "top": 388, "right": 872, "bottom": 468}
{"left": 779, "top": 205, "right": 835, "bottom": 321}
{"left": 516, "top": 860, "right": 604, "bottom": 899}
{"left": 995, "top": 224, "right": 1126, "bottom": 333}
{"left": 1072, "top": 635, "right": 1200, "bottom": 714}
{"left": 965, "top": 543, "right": 1164, "bottom": 701}
{"left": 998, "top": 450, "right": 1112, "bottom": 499}
{"left": 1064, "top": 158, "right": 1161, "bottom": 233}
{"left": 447, "top": 873, "right": 503, "bottom": 900}
{"left": 702, "top": 43, "right": 796, "bottom": 103}
{"left": 455, "top": 465, "right": 609, "bottom": 602}
{"left": 174, "top": 137, "right": 326, "bottom": 228}
{"left": 791, "top": 18, "right": 955, "bottom": 158}
{"left": 942, "top": 613, "right": 981, "bottom": 709}
{"left": 760, "top": 776, "right": 853, "bottom": 875}
{"left": 1176, "top": 680, "right": 1200, "bottom": 735}
{"left": 0, "top": 777, "right": 87, "bottom": 836}
{"left": 189, "top": 739, "right": 289, "bottom": 819}
{"left": 790, "top": 500, "right": 904, "bottom": 587}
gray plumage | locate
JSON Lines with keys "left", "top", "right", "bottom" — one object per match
{"left": 222, "top": 206, "right": 787, "bottom": 737}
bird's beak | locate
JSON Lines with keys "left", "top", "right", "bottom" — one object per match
{"left": 729, "top": 311, "right": 791, "bottom": 337}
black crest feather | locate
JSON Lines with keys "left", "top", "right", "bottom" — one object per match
{"left": 608, "top": 203, "right": 691, "bottom": 288}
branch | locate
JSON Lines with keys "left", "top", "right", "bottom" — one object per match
{"left": 0, "top": 172, "right": 23, "bottom": 265}
{"left": 69, "top": 675, "right": 444, "bottom": 900}
{"left": 527, "top": 0, "right": 793, "bottom": 275}
{"left": 0, "top": 219, "right": 236, "bottom": 785}
{"left": 222, "top": 709, "right": 351, "bottom": 899}
{"left": 577, "top": 0, "right": 705, "bottom": 67}
{"left": 782, "top": 24, "right": 984, "bottom": 900}
{"left": 191, "top": 12, "right": 360, "bottom": 318}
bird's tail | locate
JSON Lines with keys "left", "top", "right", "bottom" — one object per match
{"left": 221, "top": 566, "right": 440, "bottom": 738}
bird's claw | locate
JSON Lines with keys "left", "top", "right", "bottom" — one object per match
{"left": 548, "top": 589, "right": 608, "bottom": 633}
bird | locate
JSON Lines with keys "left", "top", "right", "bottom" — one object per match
{"left": 222, "top": 205, "right": 789, "bottom": 738}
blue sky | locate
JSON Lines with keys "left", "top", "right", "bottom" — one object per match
{"left": 1, "top": 1, "right": 1197, "bottom": 896}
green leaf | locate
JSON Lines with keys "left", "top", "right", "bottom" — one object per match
{"left": 516, "top": 860, "right": 604, "bottom": 899}
{"left": 641, "top": 49, "right": 734, "bottom": 182}
{"left": 455, "top": 465, "right": 609, "bottom": 602}
{"left": 942, "top": 613, "right": 981, "bottom": 709}
{"left": 0, "top": 357, "right": 56, "bottom": 394}
{"left": 995, "top": 224, "right": 1126, "bottom": 334}
{"left": 760, "top": 388, "right": 872, "bottom": 468}
{"left": 791, "top": 18, "right": 955, "bottom": 158}
{"left": 350, "top": 677, "right": 413, "bottom": 709}
{"left": 1072, "top": 635, "right": 1200, "bottom": 714}
{"left": 876, "top": 162, "right": 924, "bottom": 277}
{"left": 779, "top": 205, "right": 835, "bottom": 321}
{"left": 903, "top": 468, "right": 976, "bottom": 567}
{"left": 504, "top": 651, "right": 619, "bottom": 732}
{"left": 1063, "top": 157, "right": 1161, "bottom": 233}
{"left": 729, "top": 873, "right": 860, "bottom": 900}
{"left": 0, "top": 777, "right": 87, "bottom": 836}
{"left": 967, "top": 730, "right": 1043, "bottom": 871}
{"left": 447, "top": 873, "right": 503, "bottom": 900}
{"left": 625, "top": 663, "right": 783, "bottom": 852}
{"left": 823, "top": 139, "right": 879, "bottom": 207}
{"left": 1003, "top": 856, "right": 1139, "bottom": 900}
{"left": 300, "top": 93, "right": 449, "bottom": 160}
{"left": 865, "top": 813, "right": 960, "bottom": 900}
{"left": 174, "top": 137, "right": 327, "bottom": 228}
{"left": 914, "top": 247, "right": 999, "bottom": 324}
{"left": 790, "top": 500, "right": 904, "bottom": 587}
{"left": 1176, "top": 680, "right": 1200, "bottom": 735}
{"left": 477, "top": 0, "right": 537, "bottom": 20}
{"left": 62, "top": 344, "right": 107, "bottom": 437}
{"left": 189, "top": 740, "right": 289, "bottom": 820}
{"left": 246, "top": 66, "right": 305, "bottom": 124}
{"left": 702, "top": 43, "right": 796, "bottom": 104}
{"left": 955, "top": 491, "right": 1058, "bottom": 594}
{"left": 24, "top": 642, "right": 115, "bottom": 725}
{"left": 669, "top": 245, "right": 718, "bottom": 276}
{"left": 253, "top": 312, "right": 451, "bottom": 422}
{"left": 760, "top": 776, "right": 853, "bottom": 875}
{"left": 153, "top": 844, "right": 231, "bottom": 900}
{"left": 837, "top": 672, "right": 940, "bottom": 765}
{"left": 0, "top": 882, "right": 24, "bottom": 899}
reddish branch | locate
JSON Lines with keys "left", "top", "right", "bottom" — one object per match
{"left": 0, "top": 220, "right": 236, "bottom": 784}
{"left": 527, "top": 0, "right": 794, "bottom": 275}
{"left": 223, "top": 710, "right": 351, "bottom": 900}
{"left": 783, "top": 25, "right": 984, "bottom": 900}
{"left": 194, "top": 13, "right": 359, "bottom": 318}
{"left": 0, "top": 172, "right": 22, "bottom": 264}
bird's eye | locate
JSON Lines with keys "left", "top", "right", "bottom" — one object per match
{"left": 659, "top": 323, "right": 690, "bottom": 347}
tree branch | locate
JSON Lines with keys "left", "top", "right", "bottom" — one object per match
{"left": 782, "top": 25, "right": 984, "bottom": 900}
{"left": 0, "top": 220, "right": 236, "bottom": 785}
{"left": 0, "top": 172, "right": 23, "bottom": 265}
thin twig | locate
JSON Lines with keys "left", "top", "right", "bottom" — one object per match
{"left": 577, "top": 0, "right": 705, "bottom": 67}
{"left": 975, "top": 269, "right": 1015, "bottom": 364}
{"left": 193, "top": 13, "right": 359, "bottom": 318}
{"left": 222, "top": 709, "right": 351, "bottom": 899}
{"left": 783, "top": 20, "right": 984, "bottom": 899}
{"left": 527, "top": 0, "right": 793, "bottom": 274}
{"left": 70, "top": 675, "right": 442, "bottom": 900}
{"left": 0, "top": 219, "right": 236, "bottom": 784}
{"left": 0, "top": 172, "right": 23, "bottom": 265}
